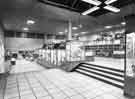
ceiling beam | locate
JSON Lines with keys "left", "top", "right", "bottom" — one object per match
{"left": 38, "top": 0, "right": 81, "bottom": 13}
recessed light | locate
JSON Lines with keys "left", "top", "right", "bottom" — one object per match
{"left": 27, "top": 20, "right": 35, "bottom": 25}
{"left": 74, "top": 33, "right": 79, "bottom": 36}
{"left": 58, "top": 32, "right": 64, "bottom": 35}
{"left": 105, "top": 26, "right": 112, "bottom": 29}
{"left": 23, "top": 27, "right": 29, "bottom": 31}
{"left": 121, "top": 22, "right": 126, "bottom": 25}
{"left": 72, "top": 27, "right": 78, "bottom": 30}
{"left": 81, "top": 32, "right": 88, "bottom": 34}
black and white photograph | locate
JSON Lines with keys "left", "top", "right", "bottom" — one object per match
{"left": 0, "top": 0, "right": 135, "bottom": 99}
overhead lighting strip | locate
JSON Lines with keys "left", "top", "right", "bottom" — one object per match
{"left": 104, "top": 5, "right": 120, "bottom": 13}
{"left": 82, "top": 6, "right": 100, "bottom": 15}
{"left": 105, "top": 0, "right": 117, "bottom": 4}
{"left": 82, "top": 0, "right": 101, "bottom": 6}
{"left": 82, "top": 0, "right": 120, "bottom": 15}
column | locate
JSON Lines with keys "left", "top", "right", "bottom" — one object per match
{"left": 68, "top": 20, "right": 72, "bottom": 40}
{"left": 124, "top": 14, "right": 135, "bottom": 98}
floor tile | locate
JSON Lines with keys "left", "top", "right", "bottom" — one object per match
{"left": 34, "top": 91, "right": 49, "bottom": 98}
{"left": 37, "top": 95, "right": 52, "bottom": 99}
{"left": 20, "top": 94, "right": 36, "bottom": 99}
{"left": 20, "top": 90, "right": 33, "bottom": 96}
{"left": 47, "top": 88, "right": 61, "bottom": 94}
{"left": 69, "top": 95, "right": 85, "bottom": 99}
{"left": 4, "top": 92, "right": 19, "bottom": 99}
{"left": 63, "top": 88, "right": 78, "bottom": 97}
{"left": 52, "top": 92, "right": 68, "bottom": 99}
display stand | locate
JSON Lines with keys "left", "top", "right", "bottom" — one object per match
{"left": 60, "top": 40, "right": 86, "bottom": 71}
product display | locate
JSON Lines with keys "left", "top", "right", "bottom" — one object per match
{"left": 84, "top": 29, "right": 125, "bottom": 58}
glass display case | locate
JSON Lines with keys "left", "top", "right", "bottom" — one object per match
{"left": 36, "top": 40, "right": 88, "bottom": 68}
{"left": 66, "top": 40, "right": 85, "bottom": 62}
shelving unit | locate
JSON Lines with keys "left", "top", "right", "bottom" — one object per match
{"left": 84, "top": 29, "right": 125, "bottom": 58}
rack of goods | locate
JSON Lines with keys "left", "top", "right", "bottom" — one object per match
{"left": 84, "top": 29, "right": 125, "bottom": 58}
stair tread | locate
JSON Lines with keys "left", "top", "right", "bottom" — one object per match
{"left": 81, "top": 63, "right": 124, "bottom": 73}
{"left": 75, "top": 69, "right": 124, "bottom": 87}
{"left": 78, "top": 66, "right": 124, "bottom": 81}
{"left": 80, "top": 64, "right": 124, "bottom": 76}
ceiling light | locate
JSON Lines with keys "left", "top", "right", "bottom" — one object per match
{"left": 82, "top": 6, "right": 100, "bottom": 15}
{"left": 23, "top": 27, "right": 29, "bottom": 31}
{"left": 82, "top": 0, "right": 101, "bottom": 6}
{"left": 105, "top": 26, "right": 112, "bottom": 29}
{"left": 81, "top": 32, "right": 88, "bottom": 34}
{"left": 105, "top": 0, "right": 117, "bottom": 5}
{"left": 104, "top": 5, "right": 120, "bottom": 13}
{"left": 74, "top": 34, "right": 79, "bottom": 36}
{"left": 65, "top": 29, "right": 68, "bottom": 32}
{"left": 121, "top": 22, "right": 126, "bottom": 25}
{"left": 72, "top": 27, "right": 78, "bottom": 30}
{"left": 27, "top": 20, "right": 35, "bottom": 25}
{"left": 58, "top": 32, "right": 64, "bottom": 35}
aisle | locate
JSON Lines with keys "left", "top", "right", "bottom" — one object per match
{"left": 10, "top": 59, "right": 45, "bottom": 74}
{"left": 0, "top": 60, "right": 125, "bottom": 99}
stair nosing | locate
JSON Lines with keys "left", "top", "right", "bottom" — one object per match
{"left": 75, "top": 69, "right": 124, "bottom": 89}
{"left": 77, "top": 67, "right": 124, "bottom": 83}
{"left": 81, "top": 63, "right": 124, "bottom": 73}
{"left": 79, "top": 65, "right": 124, "bottom": 77}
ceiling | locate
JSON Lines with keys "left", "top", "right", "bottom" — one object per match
{"left": 0, "top": 0, "right": 135, "bottom": 35}
{"left": 39, "top": 0, "right": 134, "bottom": 17}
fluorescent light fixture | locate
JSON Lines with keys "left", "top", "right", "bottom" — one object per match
{"left": 23, "top": 27, "right": 29, "bottom": 31}
{"left": 104, "top": 5, "right": 120, "bottom": 13}
{"left": 105, "top": 26, "right": 112, "bottom": 29}
{"left": 72, "top": 27, "right": 78, "bottom": 30}
{"left": 105, "top": 0, "right": 117, "bottom": 4}
{"left": 82, "top": 0, "right": 101, "bottom": 6}
{"left": 27, "top": 20, "right": 35, "bottom": 25}
{"left": 121, "top": 22, "right": 126, "bottom": 25}
{"left": 82, "top": 6, "right": 100, "bottom": 15}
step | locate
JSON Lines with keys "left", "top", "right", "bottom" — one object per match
{"left": 79, "top": 64, "right": 124, "bottom": 77}
{"left": 81, "top": 63, "right": 124, "bottom": 73}
{"left": 78, "top": 66, "right": 124, "bottom": 82}
{"left": 75, "top": 69, "right": 124, "bottom": 89}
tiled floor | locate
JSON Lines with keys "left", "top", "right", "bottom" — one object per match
{"left": 0, "top": 59, "right": 130, "bottom": 99}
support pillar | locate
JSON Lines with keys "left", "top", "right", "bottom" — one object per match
{"left": 124, "top": 14, "right": 135, "bottom": 98}
{"left": 68, "top": 20, "right": 72, "bottom": 41}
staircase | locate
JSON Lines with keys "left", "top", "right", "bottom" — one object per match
{"left": 74, "top": 63, "right": 124, "bottom": 89}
